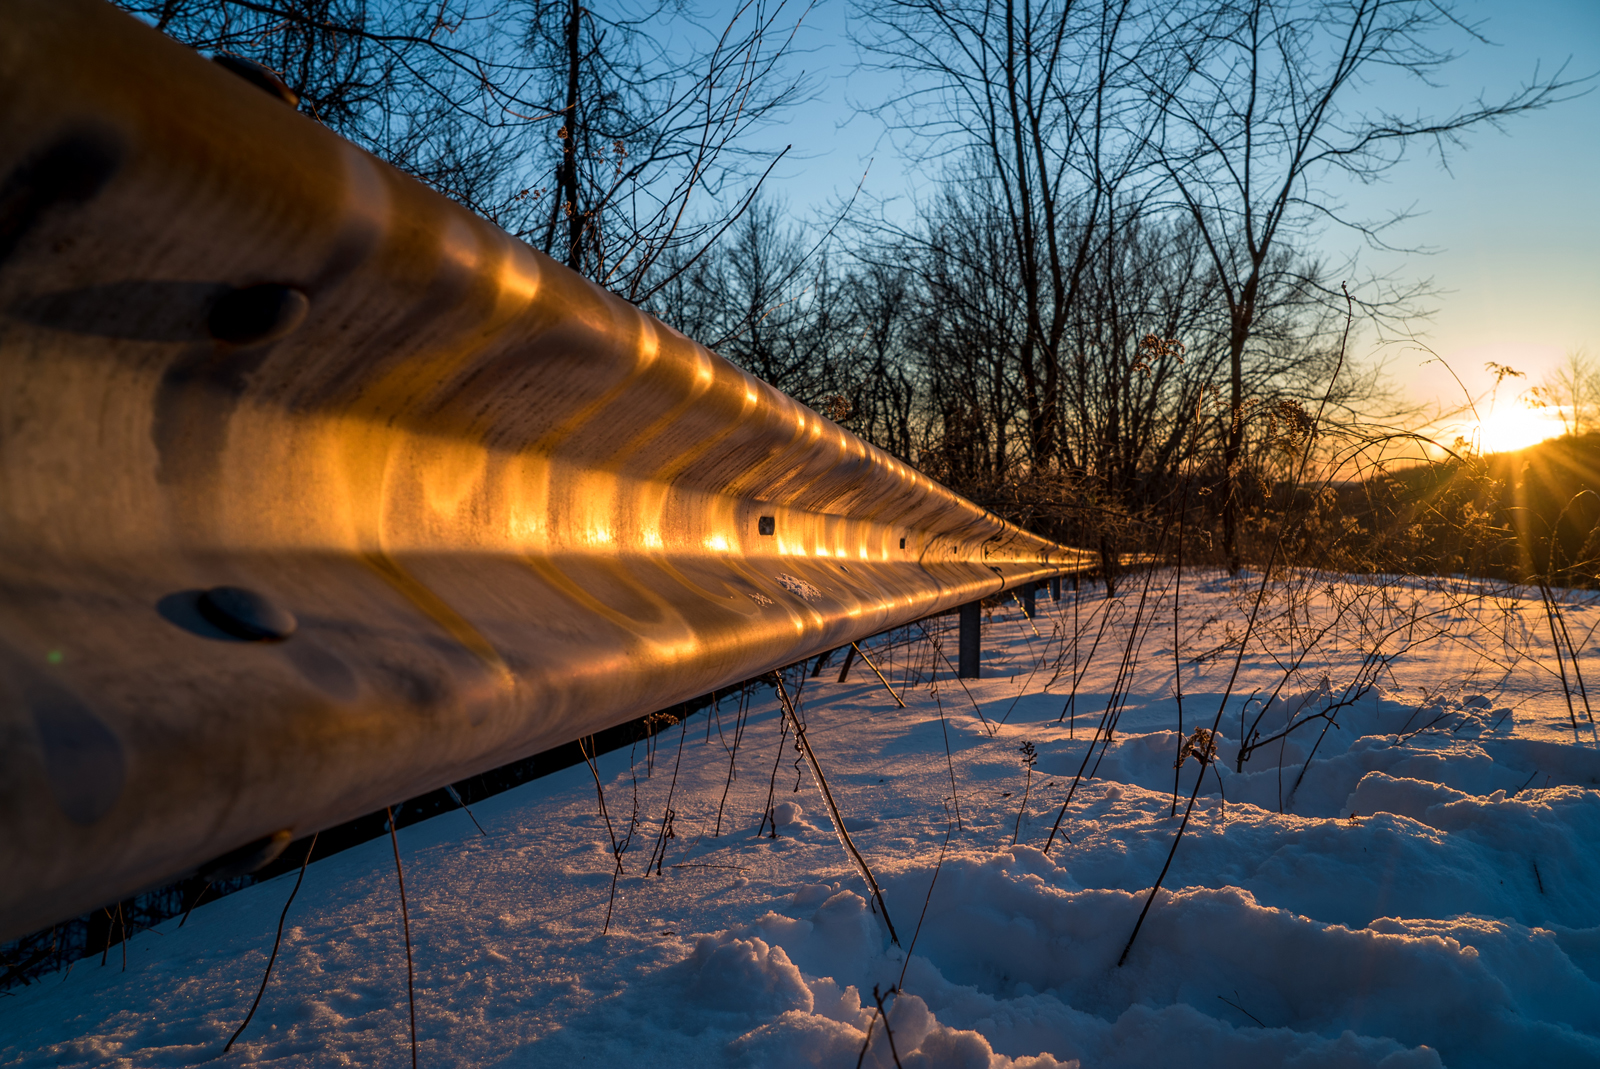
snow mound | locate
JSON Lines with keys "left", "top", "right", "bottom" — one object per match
{"left": 720, "top": 848, "right": 1600, "bottom": 1068}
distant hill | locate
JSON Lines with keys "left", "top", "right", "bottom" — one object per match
{"left": 1352, "top": 433, "right": 1600, "bottom": 584}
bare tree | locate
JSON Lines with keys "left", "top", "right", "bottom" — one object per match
{"left": 891, "top": 183, "right": 1032, "bottom": 490}
{"left": 1529, "top": 349, "right": 1600, "bottom": 438}
{"left": 1059, "top": 209, "right": 1224, "bottom": 502}
{"left": 852, "top": 0, "right": 1359, "bottom": 557}
{"left": 1144, "top": 0, "right": 1584, "bottom": 570}
{"left": 838, "top": 260, "right": 919, "bottom": 461}
{"left": 120, "top": 0, "right": 810, "bottom": 298}
{"left": 521, "top": 0, "right": 811, "bottom": 299}
{"left": 855, "top": 0, "right": 1162, "bottom": 472}
{"left": 647, "top": 197, "right": 850, "bottom": 406}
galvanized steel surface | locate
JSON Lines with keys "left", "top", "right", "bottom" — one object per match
{"left": 0, "top": 0, "right": 1086, "bottom": 940}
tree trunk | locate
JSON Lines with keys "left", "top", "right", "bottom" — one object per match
{"left": 1222, "top": 273, "right": 1256, "bottom": 575}
{"left": 545, "top": 0, "right": 583, "bottom": 270}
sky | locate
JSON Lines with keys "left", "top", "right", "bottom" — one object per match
{"left": 753, "top": 0, "right": 1600, "bottom": 452}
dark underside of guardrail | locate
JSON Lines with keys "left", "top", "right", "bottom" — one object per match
{"left": 0, "top": 681, "right": 735, "bottom": 992}
{"left": 2, "top": 603, "right": 1024, "bottom": 990}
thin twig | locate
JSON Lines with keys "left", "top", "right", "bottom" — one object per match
{"left": 923, "top": 638, "right": 964, "bottom": 831}
{"left": 178, "top": 880, "right": 214, "bottom": 928}
{"left": 756, "top": 688, "right": 790, "bottom": 838}
{"left": 855, "top": 1007, "right": 879, "bottom": 1069}
{"left": 714, "top": 686, "right": 750, "bottom": 836}
{"left": 852, "top": 642, "right": 907, "bottom": 708}
{"left": 773, "top": 675, "right": 899, "bottom": 945}
{"left": 443, "top": 784, "right": 486, "bottom": 836}
{"left": 1011, "top": 742, "right": 1036, "bottom": 846}
{"left": 580, "top": 736, "right": 627, "bottom": 934}
{"left": 1218, "top": 991, "right": 1264, "bottom": 1027}
{"left": 646, "top": 714, "right": 690, "bottom": 875}
{"left": 871, "top": 985, "right": 904, "bottom": 1068}
{"left": 224, "top": 833, "right": 319, "bottom": 1054}
{"left": 579, "top": 736, "right": 622, "bottom": 864}
{"left": 898, "top": 805, "right": 953, "bottom": 991}
{"left": 386, "top": 807, "right": 418, "bottom": 1069}
{"left": 917, "top": 621, "right": 992, "bottom": 733}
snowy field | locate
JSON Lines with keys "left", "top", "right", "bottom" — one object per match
{"left": 3, "top": 569, "right": 1599, "bottom": 1068}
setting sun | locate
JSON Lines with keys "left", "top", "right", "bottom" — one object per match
{"left": 1456, "top": 404, "right": 1571, "bottom": 455}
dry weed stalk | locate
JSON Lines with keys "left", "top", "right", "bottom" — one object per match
{"left": 916, "top": 620, "right": 994, "bottom": 734}
{"left": 645, "top": 714, "right": 690, "bottom": 876}
{"left": 851, "top": 641, "right": 908, "bottom": 708}
{"left": 1117, "top": 283, "right": 1356, "bottom": 966}
{"left": 385, "top": 808, "right": 418, "bottom": 1069}
{"left": 713, "top": 685, "right": 752, "bottom": 836}
{"left": 1011, "top": 741, "right": 1037, "bottom": 845}
{"left": 756, "top": 687, "right": 792, "bottom": 838}
{"left": 899, "top": 803, "right": 954, "bottom": 991}
{"left": 579, "top": 735, "right": 628, "bottom": 934}
{"left": 224, "top": 833, "right": 319, "bottom": 1054}
{"left": 772, "top": 675, "right": 900, "bottom": 946}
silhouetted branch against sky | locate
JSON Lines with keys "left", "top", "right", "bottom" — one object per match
{"left": 122, "top": 0, "right": 816, "bottom": 294}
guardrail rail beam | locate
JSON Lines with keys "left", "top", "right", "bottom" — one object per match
{"left": 0, "top": 0, "right": 1098, "bottom": 940}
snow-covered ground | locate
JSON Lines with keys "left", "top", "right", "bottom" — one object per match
{"left": 4, "top": 570, "right": 1599, "bottom": 1068}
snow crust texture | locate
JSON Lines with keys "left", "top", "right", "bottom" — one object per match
{"left": 3, "top": 573, "right": 1598, "bottom": 1068}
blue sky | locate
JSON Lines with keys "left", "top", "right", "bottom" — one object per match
{"left": 752, "top": 0, "right": 1599, "bottom": 429}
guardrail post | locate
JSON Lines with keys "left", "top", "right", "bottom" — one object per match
{"left": 958, "top": 602, "right": 981, "bottom": 679}
{"left": 1021, "top": 583, "right": 1036, "bottom": 619}
{"left": 1049, "top": 576, "right": 1061, "bottom": 601}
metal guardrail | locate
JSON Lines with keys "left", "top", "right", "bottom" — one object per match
{"left": 0, "top": 0, "right": 1090, "bottom": 941}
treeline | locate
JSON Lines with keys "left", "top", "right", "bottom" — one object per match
{"left": 644, "top": 195, "right": 1346, "bottom": 563}
{"left": 124, "top": 0, "right": 1575, "bottom": 572}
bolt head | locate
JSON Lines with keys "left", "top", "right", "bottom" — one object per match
{"left": 208, "top": 284, "right": 309, "bottom": 346}
{"left": 196, "top": 586, "right": 296, "bottom": 641}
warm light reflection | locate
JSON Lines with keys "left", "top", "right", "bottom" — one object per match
{"left": 586, "top": 527, "right": 613, "bottom": 545}
{"left": 705, "top": 535, "right": 729, "bottom": 552}
{"left": 498, "top": 252, "right": 540, "bottom": 304}
{"left": 441, "top": 217, "right": 481, "bottom": 273}
{"left": 511, "top": 515, "right": 543, "bottom": 543}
